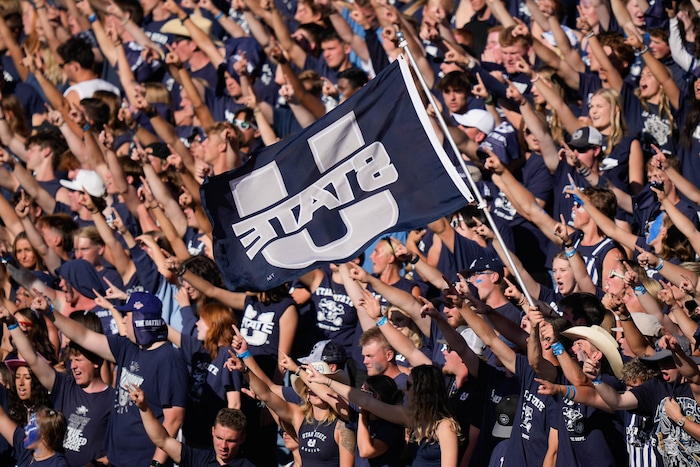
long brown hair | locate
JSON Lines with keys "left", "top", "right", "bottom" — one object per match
{"left": 198, "top": 303, "right": 236, "bottom": 359}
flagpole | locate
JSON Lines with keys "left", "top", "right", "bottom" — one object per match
{"left": 396, "top": 31, "right": 535, "bottom": 308}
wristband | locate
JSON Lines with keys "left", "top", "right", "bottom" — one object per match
{"left": 592, "top": 374, "right": 603, "bottom": 385}
{"left": 618, "top": 313, "right": 632, "bottom": 322}
{"left": 410, "top": 254, "right": 420, "bottom": 264}
{"left": 653, "top": 259, "right": 665, "bottom": 271}
{"left": 47, "top": 304, "right": 54, "bottom": 316}
{"left": 294, "top": 367, "right": 302, "bottom": 376}
{"left": 634, "top": 285, "right": 647, "bottom": 296}
{"left": 635, "top": 45, "right": 649, "bottom": 56}
{"left": 565, "top": 248, "right": 577, "bottom": 258}
{"left": 236, "top": 350, "right": 251, "bottom": 359}
{"left": 484, "top": 94, "right": 494, "bottom": 105}
{"left": 180, "top": 14, "right": 190, "bottom": 24}
{"left": 551, "top": 341, "right": 565, "bottom": 356}
{"left": 151, "top": 460, "right": 163, "bottom": 467}
{"left": 7, "top": 322, "right": 18, "bottom": 331}
{"left": 215, "top": 11, "right": 224, "bottom": 20}
{"left": 82, "top": 123, "right": 91, "bottom": 131}
{"left": 178, "top": 264, "right": 187, "bottom": 277}
{"left": 88, "top": 13, "right": 97, "bottom": 23}
{"left": 376, "top": 316, "right": 388, "bottom": 326}
{"left": 585, "top": 30, "right": 595, "bottom": 39}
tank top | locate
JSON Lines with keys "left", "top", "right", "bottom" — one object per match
{"left": 298, "top": 418, "right": 340, "bottom": 466}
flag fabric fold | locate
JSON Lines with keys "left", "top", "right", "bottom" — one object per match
{"left": 202, "top": 55, "right": 472, "bottom": 291}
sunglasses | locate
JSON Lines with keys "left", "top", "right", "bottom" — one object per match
{"left": 450, "top": 216, "right": 464, "bottom": 229}
{"left": 233, "top": 119, "right": 257, "bottom": 130}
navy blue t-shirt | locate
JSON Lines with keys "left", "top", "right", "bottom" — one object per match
{"left": 180, "top": 443, "right": 256, "bottom": 467}
{"left": 106, "top": 336, "right": 189, "bottom": 467}
{"left": 12, "top": 426, "right": 69, "bottom": 466}
{"left": 51, "top": 371, "right": 112, "bottom": 466}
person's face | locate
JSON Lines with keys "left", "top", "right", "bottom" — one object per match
{"left": 202, "top": 132, "right": 223, "bottom": 164}
{"left": 588, "top": 94, "right": 613, "bottom": 129}
{"left": 467, "top": 270, "right": 497, "bottom": 300}
{"left": 444, "top": 305, "right": 467, "bottom": 328}
{"left": 59, "top": 278, "right": 78, "bottom": 306}
{"left": 626, "top": 0, "right": 645, "bottom": 27}
{"left": 524, "top": 126, "right": 540, "bottom": 152}
{"left": 658, "top": 358, "right": 679, "bottom": 382}
{"left": 21, "top": 1, "right": 35, "bottom": 35}
{"left": 574, "top": 146, "right": 599, "bottom": 170}
{"left": 442, "top": 346, "right": 466, "bottom": 375}
{"left": 234, "top": 112, "right": 257, "bottom": 145}
{"left": 362, "top": 341, "right": 391, "bottom": 376}
{"left": 537, "top": 0, "right": 555, "bottom": 17}
{"left": 638, "top": 67, "right": 661, "bottom": 99}
{"left": 337, "top": 78, "right": 359, "bottom": 103}
{"left": 573, "top": 339, "right": 599, "bottom": 363}
{"left": 649, "top": 35, "right": 670, "bottom": 60}
{"left": 424, "top": 0, "right": 447, "bottom": 21}
{"left": 122, "top": 312, "right": 136, "bottom": 343}
{"left": 181, "top": 279, "right": 201, "bottom": 302}
{"left": 67, "top": 189, "right": 82, "bottom": 212}
{"left": 15, "top": 239, "right": 37, "bottom": 270}
{"left": 212, "top": 424, "right": 245, "bottom": 462}
{"left": 552, "top": 257, "right": 576, "bottom": 295}
{"left": 70, "top": 352, "right": 97, "bottom": 387}
{"left": 604, "top": 265, "right": 625, "bottom": 294}
{"left": 442, "top": 86, "right": 468, "bottom": 114}
{"left": 295, "top": 2, "right": 317, "bottom": 24}
{"left": 196, "top": 317, "right": 210, "bottom": 341}
{"left": 579, "top": 0, "right": 599, "bottom": 26}
{"left": 571, "top": 198, "right": 589, "bottom": 228}
{"left": 15, "top": 287, "right": 32, "bottom": 309}
{"left": 369, "top": 242, "right": 394, "bottom": 274}
{"left": 321, "top": 39, "right": 348, "bottom": 69}
{"left": 471, "top": 0, "right": 486, "bottom": 11}
{"left": 139, "top": 0, "right": 161, "bottom": 15}
{"left": 225, "top": 72, "right": 242, "bottom": 98}
{"left": 15, "top": 366, "right": 32, "bottom": 401}
{"left": 24, "top": 144, "right": 44, "bottom": 171}
{"left": 485, "top": 31, "right": 503, "bottom": 62}
{"left": 459, "top": 126, "right": 485, "bottom": 143}
{"left": 282, "top": 430, "right": 298, "bottom": 450}
{"left": 501, "top": 42, "right": 527, "bottom": 74}
{"left": 647, "top": 166, "right": 670, "bottom": 193}
{"left": 74, "top": 236, "right": 103, "bottom": 267}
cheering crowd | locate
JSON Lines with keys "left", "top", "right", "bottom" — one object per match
{"left": 0, "top": 0, "right": 699, "bottom": 464}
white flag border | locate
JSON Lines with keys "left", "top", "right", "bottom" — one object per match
{"left": 396, "top": 55, "right": 474, "bottom": 204}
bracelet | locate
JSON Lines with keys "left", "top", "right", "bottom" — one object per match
{"left": 326, "top": 378, "right": 332, "bottom": 387}
{"left": 294, "top": 367, "right": 302, "bottom": 376}
{"left": 82, "top": 123, "right": 91, "bottom": 131}
{"left": 653, "top": 259, "right": 665, "bottom": 271}
{"left": 410, "top": 254, "right": 420, "bottom": 264}
{"left": 585, "top": 30, "right": 595, "bottom": 39}
{"left": 562, "top": 239, "right": 573, "bottom": 248}
{"left": 565, "top": 248, "right": 577, "bottom": 258}
{"left": 150, "top": 460, "right": 163, "bottom": 467}
{"left": 578, "top": 167, "right": 592, "bottom": 177}
{"left": 634, "top": 285, "right": 647, "bottom": 296}
{"left": 88, "top": 13, "right": 98, "bottom": 23}
{"left": 253, "top": 108, "right": 261, "bottom": 114}
{"left": 530, "top": 73, "right": 541, "bottom": 83}
{"left": 376, "top": 316, "right": 388, "bottom": 326}
{"left": 517, "top": 296, "right": 527, "bottom": 308}
{"left": 551, "top": 341, "right": 565, "bottom": 356}
{"left": 240, "top": 365, "right": 249, "bottom": 374}
{"left": 180, "top": 14, "right": 190, "bottom": 24}
{"left": 215, "top": 11, "right": 224, "bottom": 20}
{"left": 484, "top": 94, "right": 494, "bottom": 106}
{"left": 618, "top": 313, "right": 632, "bottom": 322}
{"left": 635, "top": 45, "right": 649, "bottom": 56}
{"left": 236, "top": 350, "right": 251, "bottom": 359}
{"left": 178, "top": 264, "right": 187, "bottom": 277}
{"left": 7, "top": 322, "right": 18, "bottom": 331}
{"left": 47, "top": 304, "right": 54, "bottom": 316}
{"left": 592, "top": 374, "right": 603, "bottom": 385}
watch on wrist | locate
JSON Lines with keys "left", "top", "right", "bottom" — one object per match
{"left": 150, "top": 461, "right": 163, "bottom": 467}
{"left": 677, "top": 418, "right": 686, "bottom": 428}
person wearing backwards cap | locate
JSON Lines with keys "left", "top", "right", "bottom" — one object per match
{"left": 58, "top": 169, "right": 107, "bottom": 227}
{"left": 30, "top": 291, "right": 188, "bottom": 467}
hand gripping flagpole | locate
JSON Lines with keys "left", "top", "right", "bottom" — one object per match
{"left": 396, "top": 30, "right": 535, "bottom": 308}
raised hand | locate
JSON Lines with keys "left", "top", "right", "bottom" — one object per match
{"left": 357, "top": 288, "right": 382, "bottom": 319}
{"left": 103, "top": 277, "right": 128, "bottom": 301}
{"left": 231, "top": 324, "right": 248, "bottom": 354}
{"left": 127, "top": 383, "right": 148, "bottom": 410}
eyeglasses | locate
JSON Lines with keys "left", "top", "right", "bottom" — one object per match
{"left": 382, "top": 236, "right": 395, "bottom": 257}
{"left": 524, "top": 127, "right": 532, "bottom": 136}
{"left": 443, "top": 343, "right": 452, "bottom": 353}
{"left": 233, "top": 119, "right": 257, "bottom": 130}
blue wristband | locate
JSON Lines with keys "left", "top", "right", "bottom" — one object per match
{"left": 592, "top": 374, "right": 603, "bottom": 385}
{"left": 82, "top": 123, "right": 91, "bottom": 132}
{"left": 565, "top": 248, "right": 577, "bottom": 258}
{"left": 47, "top": 304, "right": 54, "bottom": 316}
{"left": 88, "top": 13, "right": 97, "bottom": 23}
{"left": 634, "top": 285, "right": 647, "bottom": 296}
{"left": 7, "top": 322, "right": 18, "bottom": 330}
{"left": 654, "top": 259, "right": 665, "bottom": 271}
{"left": 376, "top": 316, "right": 388, "bottom": 327}
{"left": 236, "top": 350, "right": 251, "bottom": 359}
{"left": 215, "top": 11, "right": 224, "bottom": 20}
{"left": 551, "top": 341, "right": 565, "bottom": 356}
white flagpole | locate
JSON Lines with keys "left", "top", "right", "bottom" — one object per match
{"left": 397, "top": 31, "right": 535, "bottom": 307}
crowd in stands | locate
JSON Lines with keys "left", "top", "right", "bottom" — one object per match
{"left": 0, "top": 0, "right": 700, "bottom": 464}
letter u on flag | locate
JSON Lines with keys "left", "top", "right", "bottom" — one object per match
{"left": 202, "top": 55, "right": 473, "bottom": 291}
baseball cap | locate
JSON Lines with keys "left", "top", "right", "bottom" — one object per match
{"left": 492, "top": 394, "right": 519, "bottom": 438}
{"left": 566, "top": 126, "right": 603, "bottom": 149}
{"left": 453, "top": 109, "right": 495, "bottom": 134}
{"left": 60, "top": 170, "right": 106, "bottom": 198}
{"left": 299, "top": 340, "right": 347, "bottom": 366}
{"left": 466, "top": 256, "right": 505, "bottom": 277}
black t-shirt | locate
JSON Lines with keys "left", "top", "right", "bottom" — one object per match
{"left": 180, "top": 444, "right": 256, "bottom": 467}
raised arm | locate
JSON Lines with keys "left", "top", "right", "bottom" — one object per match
{"left": 129, "top": 385, "right": 183, "bottom": 463}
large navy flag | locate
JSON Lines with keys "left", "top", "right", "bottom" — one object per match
{"left": 202, "top": 56, "right": 472, "bottom": 291}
